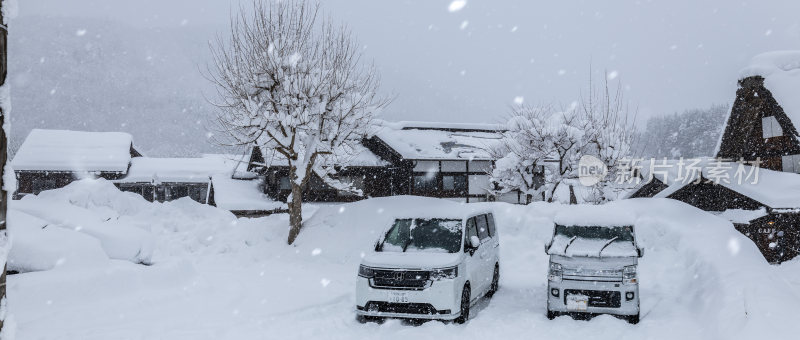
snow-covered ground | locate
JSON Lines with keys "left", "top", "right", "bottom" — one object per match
{"left": 7, "top": 180, "right": 800, "bottom": 339}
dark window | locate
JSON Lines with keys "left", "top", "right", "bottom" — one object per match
{"left": 32, "top": 179, "right": 58, "bottom": 194}
{"left": 487, "top": 213, "right": 496, "bottom": 237}
{"left": 155, "top": 187, "right": 167, "bottom": 202}
{"left": 465, "top": 217, "right": 478, "bottom": 247}
{"left": 143, "top": 186, "right": 155, "bottom": 202}
{"left": 554, "top": 225, "right": 635, "bottom": 242}
{"left": 378, "top": 218, "right": 463, "bottom": 253}
{"left": 442, "top": 174, "right": 467, "bottom": 192}
{"left": 188, "top": 186, "right": 208, "bottom": 203}
{"left": 170, "top": 186, "right": 189, "bottom": 200}
{"left": 119, "top": 185, "right": 142, "bottom": 195}
{"left": 413, "top": 174, "right": 438, "bottom": 193}
{"left": 278, "top": 176, "right": 291, "bottom": 190}
{"left": 476, "top": 214, "right": 490, "bottom": 240}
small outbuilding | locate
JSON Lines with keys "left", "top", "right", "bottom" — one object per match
{"left": 12, "top": 129, "right": 142, "bottom": 198}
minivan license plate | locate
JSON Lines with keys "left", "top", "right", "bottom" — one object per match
{"left": 566, "top": 294, "right": 588, "bottom": 311}
{"left": 388, "top": 291, "right": 410, "bottom": 303}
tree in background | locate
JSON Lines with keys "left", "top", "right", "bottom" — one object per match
{"left": 637, "top": 104, "right": 729, "bottom": 159}
{"left": 208, "top": 0, "right": 388, "bottom": 244}
{"left": 491, "top": 72, "right": 635, "bottom": 204}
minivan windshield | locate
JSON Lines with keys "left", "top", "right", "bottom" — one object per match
{"left": 377, "top": 218, "right": 463, "bottom": 253}
{"left": 554, "top": 225, "right": 635, "bottom": 242}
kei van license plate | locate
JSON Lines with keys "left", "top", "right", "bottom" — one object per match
{"left": 566, "top": 294, "right": 589, "bottom": 311}
{"left": 388, "top": 291, "right": 410, "bottom": 303}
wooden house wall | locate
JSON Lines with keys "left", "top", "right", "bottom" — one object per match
{"left": 717, "top": 76, "right": 800, "bottom": 170}
{"left": 116, "top": 182, "right": 211, "bottom": 204}
{"left": 14, "top": 170, "right": 126, "bottom": 199}
{"left": 735, "top": 213, "right": 800, "bottom": 263}
{"left": 263, "top": 166, "right": 392, "bottom": 202}
{"left": 627, "top": 179, "right": 669, "bottom": 199}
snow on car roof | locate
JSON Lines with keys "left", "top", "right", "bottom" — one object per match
{"left": 12, "top": 129, "right": 136, "bottom": 172}
{"left": 552, "top": 203, "right": 637, "bottom": 227}
{"left": 739, "top": 51, "right": 800, "bottom": 135}
{"left": 374, "top": 121, "right": 502, "bottom": 160}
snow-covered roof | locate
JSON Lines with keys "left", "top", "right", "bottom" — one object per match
{"left": 384, "top": 120, "right": 504, "bottom": 132}
{"left": 12, "top": 129, "right": 136, "bottom": 172}
{"left": 210, "top": 175, "right": 284, "bottom": 212}
{"left": 262, "top": 142, "right": 387, "bottom": 167}
{"left": 375, "top": 121, "right": 502, "bottom": 160}
{"left": 642, "top": 158, "right": 800, "bottom": 209}
{"left": 739, "top": 51, "right": 800, "bottom": 134}
{"left": 715, "top": 208, "right": 768, "bottom": 224}
{"left": 117, "top": 156, "right": 236, "bottom": 183}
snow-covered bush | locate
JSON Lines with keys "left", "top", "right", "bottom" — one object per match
{"left": 207, "top": 0, "right": 389, "bottom": 244}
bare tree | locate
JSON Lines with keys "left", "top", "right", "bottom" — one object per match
{"left": 490, "top": 70, "right": 636, "bottom": 204}
{"left": 207, "top": 0, "right": 388, "bottom": 244}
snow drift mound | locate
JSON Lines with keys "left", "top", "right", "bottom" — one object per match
{"left": 8, "top": 210, "right": 109, "bottom": 272}
{"left": 10, "top": 179, "right": 157, "bottom": 268}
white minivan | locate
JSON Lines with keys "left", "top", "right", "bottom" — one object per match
{"left": 355, "top": 210, "right": 500, "bottom": 323}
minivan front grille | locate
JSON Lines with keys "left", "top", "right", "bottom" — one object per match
{"left": 562, "top": 267, "right": 622, "bottom": 282}
{"left": 363, "top": 302, "right": 444, "bottom": 315}
{"left": 371, "top": 269, "right": 430, "bottom": 289}
{"left": 565, "top": 289, "right": 622, "bottom": 308}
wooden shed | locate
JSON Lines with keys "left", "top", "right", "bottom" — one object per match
{"left": 11, "top": 129, "right": 142, "bottom": 198}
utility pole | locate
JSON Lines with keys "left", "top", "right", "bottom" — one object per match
{"left": 0, "top": 0, "right": 9, "bottom": 333}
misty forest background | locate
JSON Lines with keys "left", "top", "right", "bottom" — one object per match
{"left": 8, "top": 16, "right": 728, "bottom": 160}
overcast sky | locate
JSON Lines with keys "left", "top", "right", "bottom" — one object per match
{"left": 10, "top": 0, "right": 800, "bottom": 154}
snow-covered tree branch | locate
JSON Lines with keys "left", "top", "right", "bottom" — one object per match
{"left": 207, "top": 0, "right": 388, "bottom": 244}
{"left": 491, "top": 71, "right": 636, "bottom": 204}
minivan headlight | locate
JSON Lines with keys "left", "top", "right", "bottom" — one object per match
{"left": 548, "top": 263, "right": 563, "bottom": 282}
{"left": 623, "top": 265, "right": 637, "bottom": 285}
{"left": 430, "top": 267, "right": 458, "bottom": 280}
{"left": 358, "top": 265, "right": 374, "bottom": 278}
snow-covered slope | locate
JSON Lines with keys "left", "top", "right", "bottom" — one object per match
{"left": 7, "top": 182, "right": 800, "bottom": 339}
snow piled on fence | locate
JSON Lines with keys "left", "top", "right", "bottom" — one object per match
{"left": 6, "top": 181, "right": 800, "bottom": 339}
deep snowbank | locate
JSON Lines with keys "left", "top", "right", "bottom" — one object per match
{"left": 7, "top": 182, "right": 800, "bottom": 340}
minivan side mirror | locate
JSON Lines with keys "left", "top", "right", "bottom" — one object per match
{"left": 637, "top": 247, "right": 645, "bottom": 258}
{"left": 544, "top": 243, "right": 551, "bottom": 255}
{"left": 470, "top": 236, "right": 481, "bottom": 249}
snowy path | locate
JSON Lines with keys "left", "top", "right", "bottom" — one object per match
{"left": 6, "top": 185, "right": 800, "bottom": 339}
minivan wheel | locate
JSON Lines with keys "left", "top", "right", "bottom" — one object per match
{"left": 486, "top": 264, "right": 500, "bottom": 298}
{"left": 547, "top": 310, "right": 558, "bottom": 320}
{"left": 627, "top": 313, "right": 640, "bottom": 324}
{"left": 356, "top": 315, "right": 383, "bottom": 324}
{"left": 454, "top": 285, "right": 471, "bottom": 324}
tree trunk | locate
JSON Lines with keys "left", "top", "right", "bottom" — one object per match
{"left": 286, "top": 182, "right": 303, "bottom": 245}
{"left": 569, "top": 185, "right": 577, "bottom": 205}
{"left": 0, "top": 0, "right": 9, "bottom": 332}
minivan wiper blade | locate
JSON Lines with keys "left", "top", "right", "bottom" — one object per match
{"left": 563, "top": 236, "right": 578, "bottom": 254}
{"left": 598, "top": 236, "right": 619, "bottom": 257}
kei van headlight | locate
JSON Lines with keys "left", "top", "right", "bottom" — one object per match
{"left": 548, "top": 263, "right": 563, "bottom": 282}
{"left": 430, "top": 267, "right": 458, "bottom": 280}
{"left": 358, "top": 265, "right": 374, "bottom": 278}
{"left": 623, "top": 265, "right": 637, "bottom": 285}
